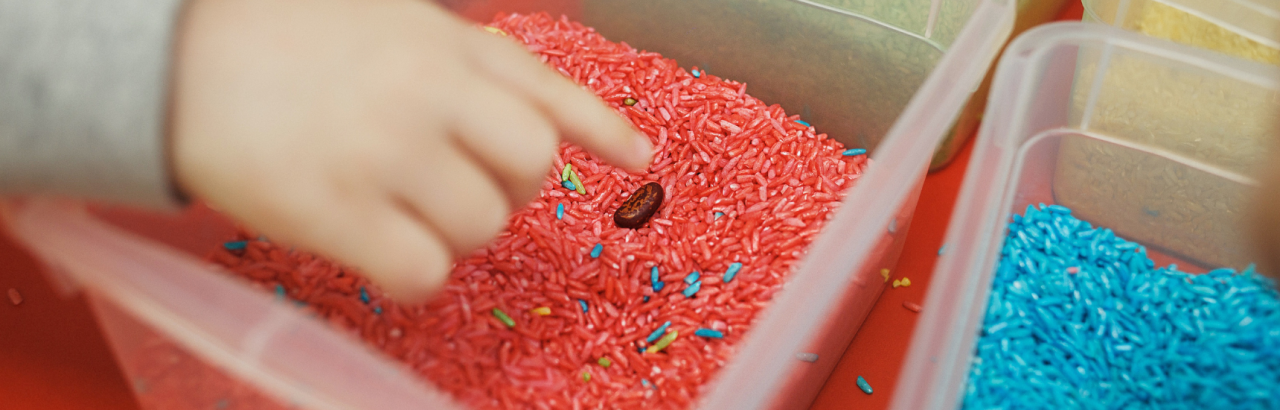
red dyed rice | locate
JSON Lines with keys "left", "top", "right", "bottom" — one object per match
{"left": 133, "top": 12, "right": 868, "bottom": 410}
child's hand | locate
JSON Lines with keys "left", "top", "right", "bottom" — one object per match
{"left": 170, "top": 0, "right": 652, "bottom": 301}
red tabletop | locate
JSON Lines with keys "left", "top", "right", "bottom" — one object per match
{"left": 0, "top": 3, "right": 1083, "bottom": 409}
{"left": 0, "top": 223, "right": 140, "bottom": 410}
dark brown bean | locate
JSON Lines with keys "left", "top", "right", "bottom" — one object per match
{"left": 614, "top": 182, "right": 664, "bottom": 229}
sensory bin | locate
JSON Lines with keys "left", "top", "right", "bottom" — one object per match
{"left": 891, "top": 22, "right": 1280, "bottom": 410}
{"left": 963, "top": 204, "right": 1280, "bottom": 408}
{"left": 1, "top": 0, "right": 1020, "bottom": 407}
{"left": 129, "top": 13, "right": 869, "bottom": 410}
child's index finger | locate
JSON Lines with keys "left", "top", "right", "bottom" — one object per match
{"left": 463, "top": 28, "right": 654, "bottom": 172}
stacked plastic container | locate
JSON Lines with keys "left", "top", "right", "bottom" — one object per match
{"left": 0, "top": 0, "right": 1017, "bottom": 409}
{"left": 892, "top": 19, "right": 1280, "bottom": 410}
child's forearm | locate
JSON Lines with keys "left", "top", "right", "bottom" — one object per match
{"left": 0, "top": 0, "right": 187, "bottom": 208}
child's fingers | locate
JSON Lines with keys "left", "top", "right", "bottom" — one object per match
{"left": 463, "top": 30, "right": 653, "bottom": 171}
{"left": 393, "top": 145, "right": 511, "bottom": 256}
{"left": 259, "top": 189, "right": 453, "bottom": 302}
{"left": 336, "top": 200, "right": 454, "bottom": 302}
{"left": 449, "top": 78, "right": 559, "bottom": 207}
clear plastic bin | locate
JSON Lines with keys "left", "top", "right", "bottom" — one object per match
{"left": 890, "top": 22, "right": 1280, "bottom": 410}
{"left": 0, "top": 0, "right": 1017, "bottom": 409}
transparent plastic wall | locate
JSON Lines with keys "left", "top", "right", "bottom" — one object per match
{"left": 586, "top": 0, "right": 981, "bottom": 155}
{"left": 930, "top": 0, "right": 1071, "bottom": 170}
{"left": 891, "top": 22, "right": 1280, "bottom": 410}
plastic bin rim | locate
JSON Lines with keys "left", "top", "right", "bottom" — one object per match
{"left": 786, "top": 0, "right": 946, "bottom": 52}
{"left": 1005, "top": 22, "right": 1280, "bottom": 97}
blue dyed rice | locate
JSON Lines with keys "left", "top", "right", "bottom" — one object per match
{"left": 682, "top": 280, "right": 702, "bottom": 298}
{"left": 684, "top": 271, "right": 700, "bottom": 284}
{"left": 651, "top": 266, "right": 664, "bottom": 292}
{"left": 963, "top": 204, "right": 1280, "bottom": 409}
{"left": 856, "top": 375, "right": 873, "bottom": 395}
{"left": 723, "top": 262, "right": 743, "bottom": 283}
{"left": 694, "top": 328, "right": 724, "bottom": 338}
{"left": 647, "top": 321, "right": 673, "bottom": 343}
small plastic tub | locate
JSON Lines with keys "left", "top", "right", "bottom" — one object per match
{"left": 2, "top": 1, "right": 1017, "bottom": 409}
{"left": 891, "top": 22, "right": 1280, "bottom": 409}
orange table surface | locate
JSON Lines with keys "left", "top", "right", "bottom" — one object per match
{"left": 0, "top": 4, "right": 1083, "bottom": 409}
